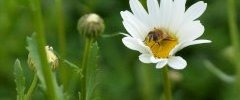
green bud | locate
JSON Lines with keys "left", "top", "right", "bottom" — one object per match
{"left": 77, "top": 13, "right": 105, "bottom": 40}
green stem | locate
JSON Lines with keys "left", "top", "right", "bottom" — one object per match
{"left": 30, "top": 0, "right": 58, "bottom": 99}
{"left": 162, "top": 67, "right": 172, "bottom": 100}
{"left": 138, "top": 64, "right": 154, "bottom": 100}
{"left": 25, "top": 73, "right": 38, "bottom": 100}
{"left": 54, "top": 0, "right": 68, "bottom": 92}
{"left": 80, "top": 38, "right": 93, "bottom": 100}
{"left": 78, "top": 92, "right": 81, "bottom": 100}
{"left": 54, "top": 0, "right": 66, "bottom": 57}
{"left": 228, "top": 0, "right": 240, "bottom": 99}
{"left": 204, "top": 60, "right": 235, "bottom": 83}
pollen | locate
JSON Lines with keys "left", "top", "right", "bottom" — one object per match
{"left": 144, "top": 29, "right": 178, "bottom": 58}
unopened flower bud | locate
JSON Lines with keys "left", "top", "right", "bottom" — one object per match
{"left": 77, "top": 13, "right": 105, "bottom": 40}
{"left": 28, "top": 46, "right": 59, "bottom": 70}
{"left": 45, "top": 46, "right": 58, "bottom": 69}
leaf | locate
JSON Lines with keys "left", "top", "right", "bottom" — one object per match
{"left": 63, "top": 59, "right": 83, "bottom": 79}
{"left": 14, "top": 59, "right": 26, "bottom": 100}
{"left": 26, "top": 33, "right": 65, "bottom": 100}
{"left": 63, "top": 59, "right": 81, "bottom": 72}
{"left": 26, "top": 33, "right": 46, "bottom": 89}
{"left": 86, "top": 42, "right": 100, "bottom": 100}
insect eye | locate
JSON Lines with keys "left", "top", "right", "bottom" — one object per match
{"left": 153, "top": 35, "right": 159, "bottom": 41}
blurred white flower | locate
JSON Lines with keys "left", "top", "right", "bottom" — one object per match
{"left": 121, "top": 0, "right": 211, "bottom": 69}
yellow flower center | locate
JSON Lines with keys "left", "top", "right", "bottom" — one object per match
{"left": 144, "top": 29, "right": 178, "bottom": 58}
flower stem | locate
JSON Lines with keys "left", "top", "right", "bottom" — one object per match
{"left": 25, "top": 73, "right": 38, "bottom": 100}
{"left": 162, "top": 66, "right": 172, "bottom": 100}
{"left": 30, "top": 0, "right": 58, "bottom": 99}
{"left": 227, "top": 0, "right": 240, "bottom": 98}
{"left": 80, "top": 38, "right": 93, "bottom": 100}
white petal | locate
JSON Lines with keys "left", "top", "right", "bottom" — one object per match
{"left": 129, "top": 0, "right": 149, "bottom": 24}
{"left": 174, "top": 0, "right": 186, "bottom": 13}
{"left": 139, "top": 54, "right": 152, "bottom": 63}
{"left": 147, "top": 0, "right": 159, "bottom": 16}
{"left": 122, "top": 36, "right": 150, "bottom": 54}
{"left": 179, "top": 39, "right": 212, "bottom": 50}
{"left": 168, "top": 56, "right": 187, "bottom": 70}
{"left": 169, "top": 0, "right": 186, "bottom": 33}
{"left": 177, "top": 20, "right": 204, "bottom": 43}
{"left": 149, "top": 57, "right": 160, "bottom": 63}
{"left": 184, "top": 1, "right": 207, "bottom": 22}
{"left": 121, "top": 11, "right": 149, "bottom": 40}
{"left": 156, "top": 60, "right": 168, "bottom": 69}
{"left": 147, "top": 0, "right": 160, "bottom": 26}
{"left": 122, "top": 37, "right": 151, "bottom": 54}
{"left": 159, "top": 0, "right": 173, "bottom": 28}
{"left": 122, "top": 21, "right": 144, "bottom": 40}
{"left": 170, "top": 39, "right": 211, "bottom": 56}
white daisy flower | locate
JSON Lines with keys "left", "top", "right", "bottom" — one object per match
{"left": 121, "top": 0, "right": 211, "bottom": 70}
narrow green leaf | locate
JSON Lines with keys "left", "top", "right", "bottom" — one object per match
{"left": 63, "top": 59, "right": 80, "bottom": 71}
{"left": 63, "top": 59, "right": 83, "bottom": 79}
{"left": 14, "top": 59, "right": 26, "bottom": 100}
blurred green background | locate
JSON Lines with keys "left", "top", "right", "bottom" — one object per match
{"left": 0, "top": 0, "right": 240, "bottom": 100}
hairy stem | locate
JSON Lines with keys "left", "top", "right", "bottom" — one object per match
{"left": 80, "top": 38, "right": 93, "bottom": 100}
